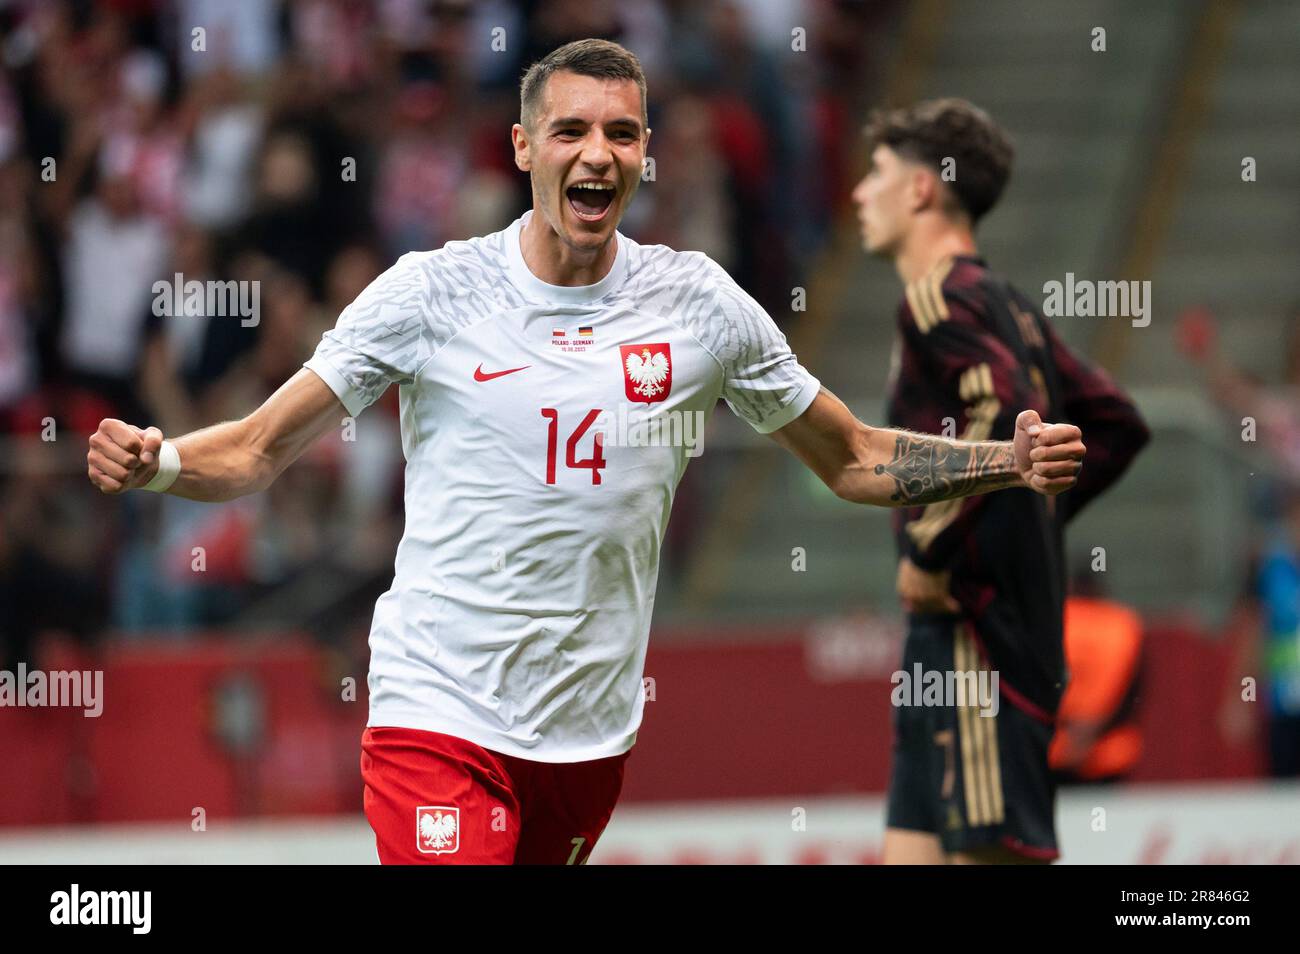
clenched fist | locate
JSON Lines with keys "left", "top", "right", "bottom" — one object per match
{"left": 1014, "top": 409, "right": 1084, "bottom": 495}
{"left": 87, "top": 419, "right": 165, "bottom": 494}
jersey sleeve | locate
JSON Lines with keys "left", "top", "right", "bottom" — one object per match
{"left": 1037, "top": 316, "right": 1150, "bottom": 522}
{"left": 304, "top": 252, "right": 432, "bottom": 417}
{"left": 706, "top": 262, "right": 820, "bottom": 434}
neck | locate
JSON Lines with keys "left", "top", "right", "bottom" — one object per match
{"left": 520, "top": 208, "right": 617, "bottom": 286}
{"left": 894, "top": 218, "right": 977, "bottom": 285}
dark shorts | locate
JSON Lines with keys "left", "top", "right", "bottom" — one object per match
{"left": 885, "top": 616, "right": 1059, "bottom": 860}
{"left": 362, "top": 726, "right": 629, "bottom": 865}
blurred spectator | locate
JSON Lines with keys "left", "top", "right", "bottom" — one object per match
{"left": 177, "top": 68, "right": 264, "bottom": 229}
{"left": 59, "top": 150, "right": 168, "bottom": 419}
{"left": 1050, "top": 577, "right": 1145, "bottom": 785}
{"left": 1218, "top": 493, "right": 1300, "bottom": 778}
{"left": 103, "top": 47, "right": 183, "bottom": 224}
{"left": 0, "top": 157, "right": 38, "bottom": 416}
{"left": 1180, "top": 307, "right": 1300, "bottom": 776}
{"left": 1177, "top": 305, "right": 1300, "bottom": 492}
{"left": 289, "top": 0, "right": 379, "bottom": 89}
{"left": 1256, "top": 494, "right": 1300, "bottom": 775}
{"left": 373, "top": 81, "right": 468, "bottom": 256}
{"left": 233, "top": 129, "right": 331, "bottom": 285}
{"left": 0, "top": 435, "right": 109, "bottom": 669}
{"left": 175, "top": 0, "right": 281, "bottom": 80}
{"left": 138, "top": 221, "right": 227, "bottom": 435}
{"left": 636, "top": 92, "right": 732, "bottom": 266}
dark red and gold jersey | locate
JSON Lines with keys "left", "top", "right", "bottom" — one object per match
{"left": 885, "top": 255, "right": 1149, "bottom": 715}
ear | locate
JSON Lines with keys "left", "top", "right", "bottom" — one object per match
{"left": 909, "top": 166, "right": 938, "bottom": 214}
{"left": 511, "top": 123, "right": 531, "bottom": 172}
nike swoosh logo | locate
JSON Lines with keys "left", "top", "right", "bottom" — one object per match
{"left": 473, "top": 363, "right": 531, "bottom": 382}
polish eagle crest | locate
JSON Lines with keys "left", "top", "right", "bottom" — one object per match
{"left": 620, "top": 342, "right": 673, "bottom": 404}
{"left": 416, "top": 806, "right": 459, "bottom": 854}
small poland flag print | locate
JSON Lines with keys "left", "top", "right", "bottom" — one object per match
{"left": 620, "top": 342, "right": 672, "bottom": 404}
{"left": 416, "top": 806, "right": 459, "bottom": 855}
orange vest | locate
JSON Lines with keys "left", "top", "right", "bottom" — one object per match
{"left": 1049, "top": 597, "right": 1144, "bottom": 779}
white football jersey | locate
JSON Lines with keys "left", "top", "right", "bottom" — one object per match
{"left": 304, "top": 212, "right": 819, "bottom": 761}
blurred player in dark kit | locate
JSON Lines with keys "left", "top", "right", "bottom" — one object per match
{"left": 852, "top": 98, "right": 1150, "bottom": 863}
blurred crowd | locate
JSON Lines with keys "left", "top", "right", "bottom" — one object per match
{"left": 0, "top": 0, "right": 884, "bottom": 666}
{"left": 1178, "top": 306, "right": 1300, "bottom": 777}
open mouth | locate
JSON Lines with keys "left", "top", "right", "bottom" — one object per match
{"left": 566, "top": 181, "right": 616, "bottom": 222}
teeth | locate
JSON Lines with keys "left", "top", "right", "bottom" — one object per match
{"left": 572, "top": 182, "right": 614, "bottom": 191}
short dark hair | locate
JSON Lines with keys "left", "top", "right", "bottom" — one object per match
{"left": 863, "top": 98, "right": 1014, "bottom": 223}
{"left": 520, "top": 39, "right": 647, "bottom": 132}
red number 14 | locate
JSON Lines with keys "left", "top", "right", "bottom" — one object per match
{"left": 540, "top": 408, "right": 606, "bottom": 485}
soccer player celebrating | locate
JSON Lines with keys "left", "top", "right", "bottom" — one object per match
{"left": 88, "top": 44, "right": 1086, "bottom": 865}
{"left": 852, "top": 99, "right": 1149, "bottom": 864}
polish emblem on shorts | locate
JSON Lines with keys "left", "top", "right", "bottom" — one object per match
{"left": 620, "top": 342, "right": 672, "bottom": 404}
{"left": 416, "top": 805, "right": 459, "bottom": 855}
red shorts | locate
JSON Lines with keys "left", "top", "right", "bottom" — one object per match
{"left": 361, "top": 726, "right": 630, "bottom": 865}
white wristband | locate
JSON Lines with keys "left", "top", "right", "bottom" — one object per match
{"left": 142, "top": 440, "right": 181, "bottom": 493}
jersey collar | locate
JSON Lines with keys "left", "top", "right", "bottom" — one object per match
{"left": 504, "top": 211, "right": 629, "bottom": 305}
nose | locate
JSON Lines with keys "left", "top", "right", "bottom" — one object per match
{"left": 579, "top": 129, "right": 614, "bottom": 171}
{"left": 852, "top": 176, "right": 869, "bottom": 207}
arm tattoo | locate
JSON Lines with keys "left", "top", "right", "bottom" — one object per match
{"left": 874, "top": 432, "right": 1020, "bottom": 504}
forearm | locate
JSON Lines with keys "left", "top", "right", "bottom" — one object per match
{"left": 772, "top": 387, "right": 1079, "bottom": 507}
{"left": 842, "top": 425, "right": 1023, "bottom": 507}
{"left": 895, "top": 396, "right": 1011, "bottom": 567}
{"left": 167, "top": 370, "right": 344, "bottom": 502}
{"left": 167, "top": 417, "right": 278, "bottom": 502}
{"left": 89, "top": 370, "right": 347, "bottom": 501}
